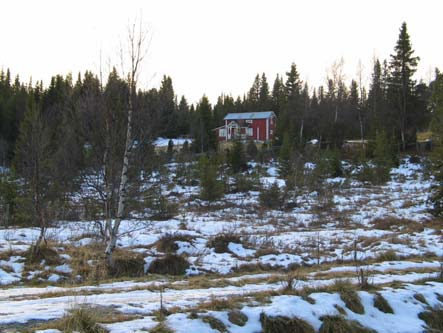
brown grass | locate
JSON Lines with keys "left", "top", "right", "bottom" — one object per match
{"left": 373, "top": 293, "right": 394, "bottom": 314}
{"left": 260, "top": 313, "right": 315, "bottom": 333}
{"left": 148, "top": 254, "right": 189, "bottom": 275}
{"left": 319, "top": 315, "right": 375, "bottom": 333}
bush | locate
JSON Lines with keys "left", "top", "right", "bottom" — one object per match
{"left": 246, "top": 140, "right": 258, "bottom": 160}
{"left": 314, "top": 149, "right": 343, "bottom": 180}
{"left": 260, "top": 313, "right": 315, "bottom": 333}
{"left": 259, "top": 183, "right": 284, "bottom": 210}
{"left": 232, "top": 174, "right": 256, "bottom": 193}
{"left": 207, "top": 233, "right": 241, "bottom": 253}
{"left": 148, "top": 254, "right": 190, "bottom": 275}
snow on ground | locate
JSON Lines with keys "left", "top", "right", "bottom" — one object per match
{"left": 0, "top": 156, "right": 442, "bottom": 332}
{"left": 153, "top": 137, "right": 192, "bottom": 147}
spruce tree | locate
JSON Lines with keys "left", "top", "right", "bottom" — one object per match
{"left": 429, "top": 70, "right": 443, "bottom": 216}
{"left": 278, "top": 132, "right": 293, "bottom": 178}
{"left": 259, "top": 73, "right": 270, "bottom": 110}
{"left": 228, "top": 140, "right": 247, "bottom": 174}
{"left": 198, "top": 155, "right": 223, "bottom": 201}
{"left": 388, "top": 22, "right": 420, "bottom": 150}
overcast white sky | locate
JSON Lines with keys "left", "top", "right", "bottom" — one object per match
{"left": 1, "top": 0, "right": 442, "bottom": 104}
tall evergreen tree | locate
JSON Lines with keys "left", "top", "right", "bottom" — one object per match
{"left": 388, "top": 22, "right": 420, "bottom": 149}
{"left": 258, "top": 73, "right": 270, "bottom": 111}
{"left": 429, "top": 69, "right": 443, "bottom": 215}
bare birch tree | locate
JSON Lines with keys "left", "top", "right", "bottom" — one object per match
{"left": 105, "top": 18, "right": 149, "bottom": 259}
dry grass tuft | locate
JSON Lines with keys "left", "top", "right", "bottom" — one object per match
{"left": 150, "top": 322, "right": 175, "bottom": 333}
{"left": 26, "top": 243, "right": 62, "bottom": 266}
{"left": 201, "top": 315, "right": 227, "bottom": 332}
{"left": 376, "top": 249, "right": 398, "bottom": 261}
{"left": 228, "top": 310, "right": 248, "bottom": 327}
{"left": 418, "top": 307, "right": 443, "bottom": 333}
{"left": 148, "top": 254, "right": 189, "bottom": 275}
{"left": 332, "top": 280, "right": 365, "bottom": 315}
{"left": 260, "top": 313, "right": 315, "bottom": 333}
{"left": 373, "top": 293, "right": 394, "bottom": 314}
{"left": 319, "top": 316, "right": 376, "bottom": 333}
{"left": 156, "top": 233, "right": 194, "bottom": 253}
{"left": 413, "top": 293, "right": 429, "bottom": 305}
{"left": 207, "top": 233, "right": 241, "bottom": 253}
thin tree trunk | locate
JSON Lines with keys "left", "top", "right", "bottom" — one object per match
{"left": 105, "top": 94, "right": 133, "bottom": 257}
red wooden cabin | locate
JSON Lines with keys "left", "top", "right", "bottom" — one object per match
{"left": 215, "top": 111, "right": 276, "bottom": 143}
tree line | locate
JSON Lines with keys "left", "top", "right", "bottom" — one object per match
{"left": 0, "top": 22, "right": 433, "bottom": 164}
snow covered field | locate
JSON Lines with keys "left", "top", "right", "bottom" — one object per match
{"left": 0, "top": 157, "right": 442, "bottom": 332}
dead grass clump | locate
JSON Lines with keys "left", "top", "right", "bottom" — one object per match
{"left": 228, "top": 310, "right": 248, "bottom": 327}
{"left": 376, "top": 249, "right": 398, "bottom": 261}
{"left": 233, "top": 263, "right": 273, "bottom": 273}
{"left": 26, "top": 243, "right": 62, "bottom": 266}
{"left": 202, "top": 315, "right": 227, "bottom": 332}
{"left": 373, "top": 293, "right": 394, "bottom": 314}
{"left": 60, "top": 305, "right": 108, "bottom": 333}
{"left": 280, "top": 271, "right": 305, "bottom": 292}
{"left": 372, "top": 216, "right": 424, "bottom": 233}
{"left": 198, "top": 296, "right": 235, "bottom": 311}
{"left": 319, "top": 316, "right": 375, "bottom": 333}
{"left": 418, "top": 307, "right": 443, "bottom": 333}
{"left": 340, "top": 290, "right": 365, "bottom": 314}
{"left": 260, "top": 313, "right": 315, "bottom": 333}
{"left": 207, "top": 233, "right": 241, "bottom": 253}
{"left": 150, "top": 323, "right": 174, "bottom": 333}
{"left": 332, "top": 280, "right": 365, "bottom": 314}
{"left": 107, "top": 249, "right": 145, "bottom": 277}
{"left": 413, "top": 293, "right": 429, "bottom": 305}
{"left": 148, "top": 254, "right": 189, "bottom": 275}
{"left": 156, "top": 233, "right": 194, "bottom": 253}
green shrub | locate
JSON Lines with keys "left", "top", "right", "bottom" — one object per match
{"left": 198, "top": 155, "right": 224, "bottom": 201}
{"left": 148, "top": 254, "right": 190, "bottom": 275}
{"left": 259, "top": 183, "right": 284, "bottom": 210}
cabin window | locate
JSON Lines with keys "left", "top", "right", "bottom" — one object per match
{"left": 246, "top": 127, "right": 253, "bottom": 136}
{"left": 219, "top": 128, "right": 226, "bottom": 137}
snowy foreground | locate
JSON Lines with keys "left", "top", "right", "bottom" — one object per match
{"left": 0, "top": 157, "right": 442, "bottom": 332}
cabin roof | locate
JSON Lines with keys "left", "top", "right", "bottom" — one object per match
{"left": 224, "top": 111, "right": 276, "bottom": 120}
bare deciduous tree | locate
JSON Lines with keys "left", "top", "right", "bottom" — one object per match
{"left": 105, "top": 18, "right": 150, "bottom": 259}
